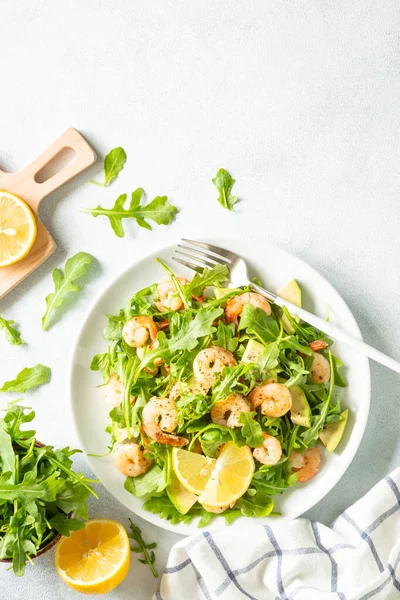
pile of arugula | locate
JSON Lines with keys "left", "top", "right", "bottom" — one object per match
{"left": 0, "top": 403, "right": 97, "bottom": 576}
{"left": 91, "top": 260, "right": 347, "bottom": 527}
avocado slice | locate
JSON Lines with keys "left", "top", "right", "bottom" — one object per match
{"left": 241, "top": 339, "right": 265, "bottom": 363}
{"left": 289, "top": 385, "right": 311, "bottom": 428}
{"left": 277, "top": 279, "right": 302, "bottom": 334}
{"left": 167, "top": 471, "right": 198, "bottom": 514}
{"left": 319, "top": 409, "right": 349, "bottom": 452}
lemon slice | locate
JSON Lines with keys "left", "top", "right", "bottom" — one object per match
{"left": 54, "top": 519, "right": 130, "bottom": 594}
{"left": 0, "top": 191, "right": 37, "bottom": 267}
{"left": 172, "top": 447, "right": 216, "bottom": 495}
{"left": 198, "top": 442, "right": 255, "bottom": 508}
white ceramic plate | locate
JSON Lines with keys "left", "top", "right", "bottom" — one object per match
{"left": 70, "top": 237, "right": 371, "bottom": 534}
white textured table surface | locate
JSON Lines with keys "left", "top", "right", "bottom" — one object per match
{"left": 1, "top": 1, "right": 400, "bottom": 598}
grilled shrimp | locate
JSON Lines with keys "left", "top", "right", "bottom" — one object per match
{"left": 289, "top": 447, "right": 321, "bottom": 482}
{"left": 249, "top": 382, "right": 292, "bottom": 417}
{"left": 211, "top": 393, "right": 251, "bottom": 428}
{"left": 311, "top": 352, "right": 331, "bottom": 384}
{"left": 225, "top": 292, "right": 272, "bottom": 323}
{"left": 142, "top": 396, "right": 188, "bottom": 447}
{"left": 122, "top": 316, "right": 158, "bottom": 348}
{"left": 104, "top": 373, "right": 135, "bottom": 408}
{"left": 156, "top": 278, "right": 189, "bottom": 312}
{"left": 253, "top": 432, "right": 282, "bottom": 465}
{"left": 193, "top": 346, "right": 237, "bottom": 389}
{"left": 114, "top": 442, "right": 152, "bottom": 477}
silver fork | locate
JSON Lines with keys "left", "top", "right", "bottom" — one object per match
{"left": 173, "top": 238, "right": 400, "bottom": 374}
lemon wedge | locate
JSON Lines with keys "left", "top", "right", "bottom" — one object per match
{"left": 54, "top": 519, "right": 130, "bottom": 594}
{"left": 0, "top": 191, "right": 37, "bottom": 267}
{"left": 172, "top": 447, "right": 216, "bottom": 495}
{"left": 198, "top": 442, "right": 254, "bottom": 508}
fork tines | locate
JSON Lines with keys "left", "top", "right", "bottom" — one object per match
{"left": 172, "top": 238, "right": 231, "bottom": 273}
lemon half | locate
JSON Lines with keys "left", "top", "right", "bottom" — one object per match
{"left": 54, "top": 519, "right": 130, "bottom": 594}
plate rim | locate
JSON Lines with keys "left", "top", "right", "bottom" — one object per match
{"left": 69, "top": 236, "right": 371, "bottom": 534}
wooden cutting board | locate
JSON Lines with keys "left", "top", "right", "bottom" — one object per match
{"left": 0, "top": 128, "right": 96, "bottom": 299}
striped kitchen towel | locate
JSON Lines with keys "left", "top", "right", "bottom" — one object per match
{"left": 154, "top": 468, "right": 400, "bottom": 600}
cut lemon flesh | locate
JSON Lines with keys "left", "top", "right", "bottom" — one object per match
{"left": 198, "top": 442, "right": 255, "bottom": 508}
{"left": 172, "top": 447, "right": 216, "bottom": 495}
{"left": 54, "top": 519, "right": 130, "bottom": 594}
{"left": 0, "top": 191, "right": 37, "bottom": 267}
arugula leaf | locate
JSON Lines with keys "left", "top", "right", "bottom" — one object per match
{"left": 169, "top": 307, "right": 223, "bottom": 353}
{"left": 0, "top": 317, "right": 24, "bottom": 345}
{"left": 185, "top": 264, "right": 230, "bottom": 297}
{"left": 331, "top": 354, "right": 347, "bottom": 387}
{"left": 143, "top": 495, "right": 219, "bottom": 527}
{"left": 200, "top": 427, "right": 234, "bottom": 457}
{"left": 54, "top": 480, "right": 91, "bottom": 519}
{"left": 238, "top": 489, "right": 274, "bottom": 518}
{"left": 128, "top": 519, "right": 158, "bottom": 577}
{"left": 214, "top": 321, "right": 239, "bottom": 353}
{"left": 90, "top": 352, "right": 111, "bottom": 372}
{"left": 256, "top": 342, "right": 279, "bottom": 371}
{"left": 192, "top": 423, "right": 246, "bottom": 457}
{"left": 0, "top": 426, "right": 15, "bottom": 482}
{"left": 212, "top": 168, "right": 238, "bottom": 210}
{"left": 239, "top": 412, "right": 264, "bottom": 447}
{"left": 42, "top": 252, "right": 94, "bottom": 331}
{"left": 0, "top": 365, "right": 51, "bottom": 393}
{"left": 238, "top": 304, "right": 280, "bottom": 343}
{"left": 0, "top": 471, "right": 63, "bottom": 504}
{"left": 80, "top": 189, "right": 178, "bottom": 238}
{"left": 143, "top": 495, "right": 195, "bottom": 525}
{"left": 124, "top": 465, "right": 166, "bottom": 497}
{"left": 89, "top": 146, "right": 127, "bottom": 187}
{"left": 49, "top": 514, "right": 86, "bottom": 537}
{"left": 103, "top": 310, "right": 125, "bottom": 341}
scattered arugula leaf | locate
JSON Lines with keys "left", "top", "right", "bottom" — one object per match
{"left": 212, "top": 168, "right": 238, "bottom": 210}
{"left": 80, "top": 189, "right": 177, "bottom": 238}
{"left": 0, "top": 317, "right": 24, "bottom": 346}
{"left": 239, "top": 412, "right": 264, "bottom": 447}
{"left": 89, "top": 146, "right": 127, "bottom": 187}
{"left": 0, "top": 365, "right": 51, "bottom": 393}
{"left": 128, "top": 519, "right": 158, "bottom": 577}
{"left": 42, "top": 252, "right": 94, "bottom": 331}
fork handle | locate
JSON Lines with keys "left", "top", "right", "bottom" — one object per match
{"left": 251, "top": 283, "right": 400, "bottom": 374}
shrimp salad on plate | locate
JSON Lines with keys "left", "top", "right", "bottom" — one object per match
{"left": 91, "top": 260, "right": 349, "bottom": 526}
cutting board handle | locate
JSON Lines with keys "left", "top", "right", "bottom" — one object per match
{"left": 4, "top": 128, "right": 97, "bottom": 207}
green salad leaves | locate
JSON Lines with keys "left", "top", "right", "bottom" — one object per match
{"left": 42, "top": 252, "right": 94, "bottom": 331}
{"left": 81, "top": 189, "right": 178, "bottom": 238}
{"left": 89, "top": 146, "right": 127, "bottom": 187}
{"left": 0, "top": 403, "right": 97, "bottom": 576}
{"left": 91, "top": 260, "right": 348, "bottom": 527}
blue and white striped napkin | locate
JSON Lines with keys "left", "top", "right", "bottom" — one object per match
{"left": 154, "top": 468, "right": 400, "bottom": 600}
